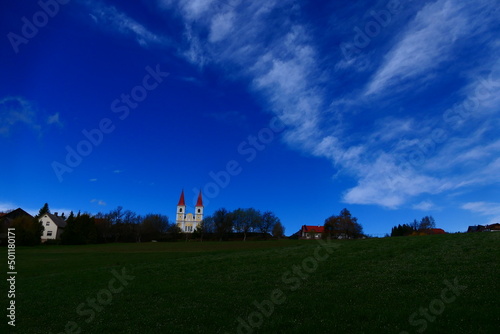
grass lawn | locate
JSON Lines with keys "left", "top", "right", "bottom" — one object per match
{"left": 1, "top": 232, "right": 498, "bottom": 333}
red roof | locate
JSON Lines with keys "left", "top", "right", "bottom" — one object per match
{"left": 196, "top": 191, "right": 203, "bottom": 207}
{"left": 177, "top": 190, "right": 186, "bottom": 206}
{"left": 303, "top": 225, "right": 324, "bottom": 233}
{"left": 429, "top": 228, "right": 446, "bottom": 234}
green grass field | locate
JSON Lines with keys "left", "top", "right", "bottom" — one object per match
{"left": 1, "top": 233, "right": 499, "bottom": 334}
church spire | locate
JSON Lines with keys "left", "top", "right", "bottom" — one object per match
{"left": 177, "top": 190, "right": 186, "bottom": 206}
{"left": 196, "top": 190, "right": 203, "bottom": 207}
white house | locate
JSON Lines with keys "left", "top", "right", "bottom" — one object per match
{"left": 300, "top": 225, "right": 324, "bottom": 239}
{"left": 39, "top": 213, "right": 67, "bottom": 242}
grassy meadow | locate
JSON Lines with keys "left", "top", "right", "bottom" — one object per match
{"left": 1, "top": 232, "right": 499, "bottom": 333}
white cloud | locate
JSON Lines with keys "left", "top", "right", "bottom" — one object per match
{"left": 462, "top": 202, "right": 500, "bottom": 224}
{"left": 209, "top": 11, "right": 235, "bottom": 43}
{"left": 0, "top": 202, "right": 16, "bottom": 213}
{"left": 365, "top": 0, "right": 471, "bottom": 96}
{"left": 342, "top": 153, "right": 445, "bottom": 208}
{"left": 412, "top": 201, "right": 436, "bottom": 211}
{"left": 47, "top": 112, "right": 63, "bottom": 127}
{"left": 90, "top": 199, "right": 107, "bottom": 206}
{"left": 0, "top": 97, "right": 40, "bottom": 136}
{"left": 159, "top": 0, "right": 500, "bottom": 210}
{"left": 179, "top": 0, "right": 217, "bottom": 21}
{"left": 86, "top": 1, "right": 169, "bottom": 48}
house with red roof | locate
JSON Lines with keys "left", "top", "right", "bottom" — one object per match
{"left": 299, "top": 225, "right": 324, "bottom": 239}
{"left": 428, "top": 228, "right": 446, "bottom": 235}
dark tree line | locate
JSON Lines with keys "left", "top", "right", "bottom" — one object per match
{"left": 91, "top": 206, "right": 180, "bottom": 243}
{"left": 5, "top": 203, "right": 285, "bottom": 245}
{"left": 391, "top": 216, "right": 436, "bottom": 236}
{"left": 195, "top": 208, "right": 284, "bottom": 241}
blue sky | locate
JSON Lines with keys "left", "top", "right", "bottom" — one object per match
{"left": 1, "top": 0, "right": 499, "bottom": 236}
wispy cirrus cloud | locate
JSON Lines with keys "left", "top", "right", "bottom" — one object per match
{"left": 47, "top": 112, "right": 63, "bottom": 127}
{"left": 412, "top": 200, "right": 436, "bottom": 211}
{"left": 90, "top": 199, "right": 107, "bottom": 206}
{"left": 365, "top": 0, "right": 472, "bottom": 96}
{"left": 93, "top": 0, "right": 499, "bottom": 210}
{"left": 0, "top": 97, "right": 65, "bottom": 137}
{"left": 0, "top": 202, "right": 16, "bottom": 213}
{"left": 462, "top": 202, "right": 500, "bottom": 224}
{"left": 159, "top": 0, "right": 500, "bottom": 209}
{"left": 0, "top": 97, "right": 40, "bottom": 136}
{"left": 84, "top": 0, "right": 169, "bottom": 48}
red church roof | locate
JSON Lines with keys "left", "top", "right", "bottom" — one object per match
{"left": 302, "top": 225, "right": 324, "bottom": 233}
{"left": 429, "top": 228, "right": 446, "bottom": 234}
{"left": 177, "top": 190, "right": 186, "bottom": 206}
{"left": 196, "top": 191, "right": 203, "bottom": 207}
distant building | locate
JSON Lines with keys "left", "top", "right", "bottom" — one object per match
{"left": 175, "top": 190, "right": 203, "bottom": 233}
{"left": 486, "top": 223, "right": 500, "bottom": 231}
{"left": 299, "top": 225, "right": 324, "bottom": 239}
{"left": 467, "top": 224, "right": 500, "bottom": 232}
{"left": 467, "top": 225, "right": 485, "bottom": 233}
{"left": 428, "top": 228, "right": 446, "bottom": 235}
{"left": 39, "top": 213, "right": 67, "bottom": 242}
{"left": 0, "top": 208, "right": 34, "bottom": 244}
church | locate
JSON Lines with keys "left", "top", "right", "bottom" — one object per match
{"left": 175, "top": 190, "right": 203, "bottom": 233}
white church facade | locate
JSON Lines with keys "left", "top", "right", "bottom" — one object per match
{"left": 175, "top": 190, "right": 203, "bottom": 233}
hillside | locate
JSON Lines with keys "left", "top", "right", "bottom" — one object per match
{"left": 1, "top": 233, "right": 498, "bottom": 333}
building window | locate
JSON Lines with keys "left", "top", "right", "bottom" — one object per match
{"left": 197, "top": 209, "right": 200, "bottom": 213}
{"left": 47, "top": 231, "right": 53, "bottom": 237}
{"left": 46, "top": 222, "right": 50, "bottom": 226}
{"left": 179, "top": 208, "right": 183, "bottom": 213}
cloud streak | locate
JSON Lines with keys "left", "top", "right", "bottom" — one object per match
{"left": 94, "top": 0, "right": 500, "bottom": 210}
{"left": 84, "top": 0, "right": 169, "bottom": 48}
{"left": 0, "top": 97, "right": 41, "bottom": 136}
{"left": 462, "top": 202, "right": 500, "bottom": 224}
{"left": 365, "top": 0, "right": 472, "bottom": 96}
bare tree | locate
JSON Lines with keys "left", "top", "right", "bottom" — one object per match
{"left": 141, "top": 214, "right": 169, "bottom": 241}
{"left": 232, "top": 208, "right": 260, "bottom": 241}
{"left": 272, "top": 221, "right": 285, "bottom": 238}
{"left": 419, "top": 216, "right": 436, "bottom": 231}
{"left": 213, "top": 208, "right": 233, "bottom": 241}
{"left": 258, "top": 211, "right": 279, "bottom": 237}
{"left": 196, "top": 215, "right": 215, "bottom": 242}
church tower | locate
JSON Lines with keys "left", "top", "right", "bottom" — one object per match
{"left": 195, "top": 190, "right": 203, "bottom": 222}
{"left": 175, "top": 190, "right": 203, "bottom": 233}
{"left": 176, "top": 190, "right": 187, "bottom": 232}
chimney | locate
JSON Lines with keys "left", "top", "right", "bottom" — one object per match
{"left": 54, "top": 212, "right": 58, "bottom": 216}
